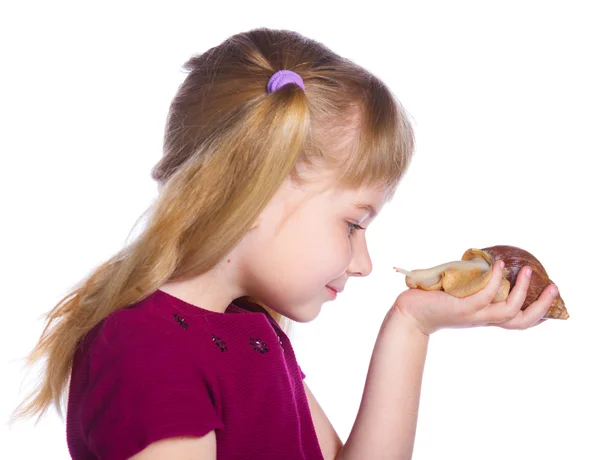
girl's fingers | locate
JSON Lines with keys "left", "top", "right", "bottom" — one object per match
{"left": 485, "top": 316, "right": 547, "bottom": 329}
{"left": 495, "top": 284, "right": 558, "bottom": 330}
{"left": 464, "top": 260, "right": 506, "bottom": 316}
{"left": 483, "top": 265, "right": 532, "bottom": 324}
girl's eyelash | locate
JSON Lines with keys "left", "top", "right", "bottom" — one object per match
{"left": 347, "top": 222, "right": 365, "bottom": 235}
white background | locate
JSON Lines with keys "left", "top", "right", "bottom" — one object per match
{"left": 2, "top": 1, "right": 599, "bottom": 459}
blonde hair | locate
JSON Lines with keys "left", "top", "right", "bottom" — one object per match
{"left": 12, "top": 27, "right": 415, "bottom": 424}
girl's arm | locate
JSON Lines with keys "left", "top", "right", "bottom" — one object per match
{"left": 303, "top": 381, "right": 344, "bottom": 459}
{"left": 335, "top": 260, "right": 550, "bottom": 459}
{"left": 335, "top": 308, "right": 429, "bottom": 460}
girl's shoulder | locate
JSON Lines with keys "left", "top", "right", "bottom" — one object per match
{"left": 84, "top": 290, "right": 195, "bottom": 352}
{"left": 78, "top": 289, "right": 278, "bottom": 372}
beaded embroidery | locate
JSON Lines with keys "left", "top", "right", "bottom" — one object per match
{"left": 212, "top": 334, "right": 228, "bottom": 352}
{"left": 250, "top": 337, "right": 269, "bottom": 354}
{"left": 173, "top": 314, "right": 188, "bottom": 329}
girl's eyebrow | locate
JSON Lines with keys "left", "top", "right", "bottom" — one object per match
{"left": 353, "top": 203, "right": 378, "bottom": 218}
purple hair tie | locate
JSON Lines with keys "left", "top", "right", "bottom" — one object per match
{"left": 267, "top": 70, "right": 305, "bottom": 94}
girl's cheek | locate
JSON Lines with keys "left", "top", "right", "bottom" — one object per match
{"left": 338, "top": 238, "right": 354, "bottom": 267}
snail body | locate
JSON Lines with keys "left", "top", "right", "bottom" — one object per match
{"left": 394, "top": 245, "right": 568, "bottom": 320}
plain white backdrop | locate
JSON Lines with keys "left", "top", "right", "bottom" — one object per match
{"left": 2, "top": 1, "right": 599, "bottom": 458}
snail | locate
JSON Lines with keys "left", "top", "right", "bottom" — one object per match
{"left": 393, "top": 245, "right": 569, "bottom": 320}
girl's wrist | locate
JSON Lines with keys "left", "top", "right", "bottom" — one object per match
{"left": 386, "top": 304, "right": 431, "bottom": 339}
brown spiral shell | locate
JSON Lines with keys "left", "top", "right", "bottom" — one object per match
{"left": 462, "top": 245, "right": 568, "bottom": 319}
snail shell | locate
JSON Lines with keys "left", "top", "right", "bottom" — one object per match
{"left": 394, "top": 245, "right": 568, "bottom": 320}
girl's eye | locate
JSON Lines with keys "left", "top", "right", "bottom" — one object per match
{"left": 347, "top": 222, "right": 365, "bottom": 236}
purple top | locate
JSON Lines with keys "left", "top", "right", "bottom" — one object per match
{"left": 66, "top": 290, "right": 324, "bottom": 459}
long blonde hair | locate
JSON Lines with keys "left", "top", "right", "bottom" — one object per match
{"left": 12, "top": 27, "right": 415, "bottom": 424}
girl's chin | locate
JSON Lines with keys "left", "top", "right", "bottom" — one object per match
{"left": 290, "top": 303, "right": 323, "bottom": 323}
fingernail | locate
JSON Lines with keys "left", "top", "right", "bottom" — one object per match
{"left": 549, "top": 285, "right": 558, "bottom": 296}
{"left": 499, "top": 260, "right": 505, "bottom": 269}
{"left": 524, "top": 267, "right": 532, "bottom": 277}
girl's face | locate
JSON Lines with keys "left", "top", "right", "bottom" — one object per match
{"left": 238, "top": 168, "right": 387, "bottom": 322}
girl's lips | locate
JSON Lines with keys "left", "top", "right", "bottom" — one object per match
{"left": 326, "top": 286, "right": 338, "bottom": 297}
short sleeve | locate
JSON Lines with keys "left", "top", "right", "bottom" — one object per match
{"left": 80, "top": 314, "right": 224, "bottom": 459}
{"left": 298, "top": 364, "right": 306, "bottom": 380}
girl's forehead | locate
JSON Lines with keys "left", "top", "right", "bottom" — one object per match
{"left": 287, "top": 161, "right": 388, "bottom": 212}
{"left": 317, "top": 183, "right": 386, "bottom": 214}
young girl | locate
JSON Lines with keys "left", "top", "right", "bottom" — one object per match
{"left": 13, "top": 27, "right": 558, "bottom": 459}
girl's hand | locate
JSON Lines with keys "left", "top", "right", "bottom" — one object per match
{"left": 393, "top": 260, "right": 559, "bottom": 336}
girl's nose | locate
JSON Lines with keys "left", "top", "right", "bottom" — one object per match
{"left": 347, "top": 236, "right": 373, "bottom": 277}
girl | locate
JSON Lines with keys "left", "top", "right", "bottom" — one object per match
{"left": 12, "top": 27, "right": 558, "bottom": 459}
